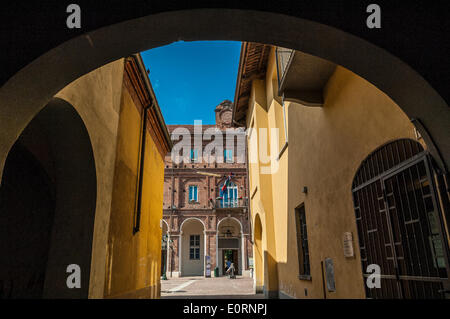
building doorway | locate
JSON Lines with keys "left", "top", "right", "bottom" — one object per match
{"left": 222, "top": 249, "right": 239, "bottom": 275}
{"left": 217, "top": 217, "right": 243, "bottom": 276}
{"left": 352, "top": 139, "right": 450, "bottom": 299}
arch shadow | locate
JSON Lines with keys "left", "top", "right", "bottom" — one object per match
{"left": 0, "top": 97, "right": 97, "bottom": 298}
{"left": 0, "top": 9, "right": 448, "bottom": 182}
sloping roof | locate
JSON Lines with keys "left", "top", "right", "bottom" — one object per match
{"left": 126, "top": 54, "right": 173, "bottom": 155}
{"left": 232, "top": 42, "right": 271, "bottom": 126}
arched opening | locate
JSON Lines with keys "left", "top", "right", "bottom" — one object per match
{"left": 0, "top": 8, "right": 448, "bottom": 300}
{"left": 217, "top": 217, "right": 243, "bottom": 275}
{"left": 352, "top": 138, "right": 450, "bottom": 299}
{"left": 180, "top": 218, "right": 205, "bottom": 276}
{"left": 0, "top": 98, "right": 97, "bottom": 298}
{"left": 254, "top": 214, "right": 264, "bottom": 293}
{"left": 1, "top": 9, "right": 449, "bottom": 185}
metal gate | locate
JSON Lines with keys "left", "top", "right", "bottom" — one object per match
{"left": 352, "top": 139, "right": 450, "bottom": 299}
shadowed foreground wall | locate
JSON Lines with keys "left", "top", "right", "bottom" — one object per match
{"left": 0, "top": 99, "right": 97, "bottom": 298}
{"left": 0, "top": 56, "right": 169, "bottom": 299}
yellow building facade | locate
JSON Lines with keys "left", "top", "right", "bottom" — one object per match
{"left": 104, "top": 56, "right": 172, "bottom": 298}
{"left": 233, "top": 43, "right": 450, "bottom": 299}
{"left": 0, "top": 54, "right": 171, "bottom": 299}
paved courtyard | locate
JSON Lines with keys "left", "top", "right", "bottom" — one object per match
{"left": 161, "top": 276, "right": 264, "bottom": 299}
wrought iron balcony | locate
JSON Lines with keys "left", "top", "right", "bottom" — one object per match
{"left": 276, "top": 46, "right": 336, "bottom": 107}
{"left": 214, "top": 197, "right": 248, "bottom": 209}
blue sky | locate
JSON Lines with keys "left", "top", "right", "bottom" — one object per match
{"left": 141, "top": 41, "right": 242, "bottom": 125}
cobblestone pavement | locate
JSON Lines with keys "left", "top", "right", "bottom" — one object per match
{"left": 161, "top": 276, "right": 264, "bottom": 299}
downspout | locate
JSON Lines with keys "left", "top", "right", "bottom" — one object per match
{"left": 275, "top": 47, "right": 288, "bottom": 161}
{"left": 133, "top": 101, "right": 151, "bottom": 234}
{"left": 130, "top": 53, "right": 172, "bottom": 235}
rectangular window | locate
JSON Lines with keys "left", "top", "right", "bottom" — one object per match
{"left": 190, "top": 149, "right": 199, "bottom": 163}
{"left": 224, "top": 149, "right": 233, "bottom": 163}
{"left": 189, "top": 185, "right": 198, "bottom": 202}
{"left": 189, "top": 234, "right": 200, "bottom": 260}
{"left": 295, "top": 204, "right": 311, "bottom": 279}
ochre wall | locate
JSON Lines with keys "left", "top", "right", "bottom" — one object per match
{"left": 247, "top": 74, "right": 279, "bottom": 297}
{"left": 284, "top": 64, "right": 422, "bottom": 299}
{"left": 103, "top": 80, "right": 165, "bottom": 299}
{"left": 54, "top": 59, "right": 124, "bottom": 298}
{"left": 247, "top": 49, "right": 424, "bottom": 299}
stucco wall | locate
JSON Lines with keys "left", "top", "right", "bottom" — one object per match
{"left": 282, "top": 64, "right": 421, "bottom": 299}
{"left": 54, "top": 59, "right": 124, "bottom": 298}
{"left": 247, "top": 77, "right": 279, "bottom": 297}
{"left": 103, "top": 83, "right": 165, "bottom": 298}
{"left": 247, "top": 50, "right": 423, "bottom": 298}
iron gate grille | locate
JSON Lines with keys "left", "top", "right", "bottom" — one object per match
{"left": 352, "top": 139, "right": 450, "bottom": 299}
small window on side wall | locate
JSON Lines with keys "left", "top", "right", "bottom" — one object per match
{"left": 189, "top": 185, "right": 198, "bottom": 202}
{"left": 295, "top": 204, "right": 311, "bottom": 280}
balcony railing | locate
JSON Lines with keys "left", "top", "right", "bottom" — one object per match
{"left": 214, "top": 197, "right": 248, "bottom": 209}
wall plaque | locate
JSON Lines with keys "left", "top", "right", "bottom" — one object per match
{"left": 324, "top": 258, "right": 336, "bottom": 292}
{"left": 343, "top": 232, "right": 354, "bottom": 258}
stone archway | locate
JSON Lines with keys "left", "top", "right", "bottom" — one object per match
{"left": 1, "top": 8, "right": 449, "bottom": 184}
{"left": 0, "top": 6, "right": 449, "bottom": 299}
{"left": 179, "top": 217, "right": 206, "bottom": 276}
{"left": 0, "top": 98, "right": 97, "bottom": 298}
{"left": 216, "top": 217, "right": 244, "bottom": 276}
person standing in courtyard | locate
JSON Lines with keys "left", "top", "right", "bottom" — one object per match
{"left": 226, "top": 259, "right": 231, "bottom": 272}
{"left": 226, "top": 262, "right": 236, "bottom": 279}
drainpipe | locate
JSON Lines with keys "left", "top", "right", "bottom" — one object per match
{"left": 130, "top": 53, "right": 172, "bottom": 235}
{"left": 133, "top": 101, "right": 151, "bottom": 234}
{"left": 321, "top": 261, "right": 327, "bottom": 299}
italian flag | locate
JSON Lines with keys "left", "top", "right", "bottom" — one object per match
{"left": 221, "top": 173, "right": 233, "bottom": 192}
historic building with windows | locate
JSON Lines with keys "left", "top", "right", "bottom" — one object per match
{"left": 161, "top": 100, "right": 253, "bottom": 278}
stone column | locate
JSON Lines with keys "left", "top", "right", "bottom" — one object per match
{"left": 209, "top": 231, "right": 217, "bottom": 272}
{"left": 178, "top": 231, "right": 183, "bottom": 276}
{"left": 168, "top": 233, "right": 180, "bottom": 277}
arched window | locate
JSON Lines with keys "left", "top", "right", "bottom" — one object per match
{"left": 219, "top": 181, "right": 238, "bottom": 208}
